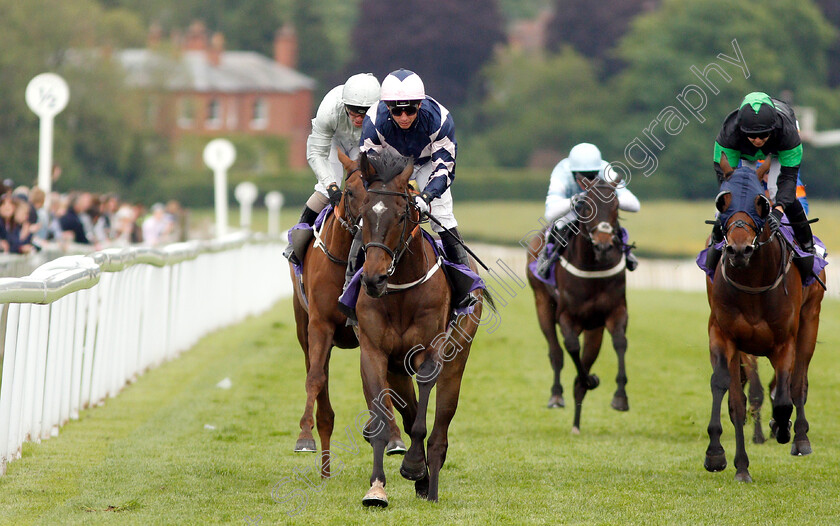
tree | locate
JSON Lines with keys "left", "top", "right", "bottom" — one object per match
{"left": 459, "top": 47, "right": 613, "bottom": 167}
{"left": 347, "top": 0, "right": 505, "bottom": 108}
{"left": 812, "top": 0, "right": 840, "bottom": 87}
{"left": 545, "top": 0, "right": 657, "bottom": 76}
{"left": 609, "top": 0, "right": 837, "bottom": 198}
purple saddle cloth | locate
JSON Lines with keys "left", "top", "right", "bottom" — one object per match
{"left": 286, "top": 206, "right": 334, "bottom": 277}
{"left": 528, "top": 227, "right": 632, "bottom": 287}
{"left": 338, "top": 230, "right": 485, "bottom": 318}
{"left": 696, "top": 219, "right": 828, "bottom": 287}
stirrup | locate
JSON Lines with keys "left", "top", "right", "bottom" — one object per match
{"left": 283, "top": 244, "right": 301, "bottom": 266}
{"left": 625, "top": 252, "right": 638, "bottom": 271}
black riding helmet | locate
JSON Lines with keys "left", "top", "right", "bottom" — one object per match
{"left": 737, "top": 92, "right": 778, "bottom": 135}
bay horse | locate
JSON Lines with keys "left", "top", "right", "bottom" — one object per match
{"left": 704, "top": 157, "right": 825, "bottom": 482}
{"left": 353, "top": 150, "right": 489, "bottom": 507}
{"left": 289, "top": 150, "right": 405, "bottom": 477}
{"left": 526, "top": 176, "right": 629, "bottom": 433}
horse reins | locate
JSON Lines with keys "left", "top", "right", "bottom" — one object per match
{"left": 313, "top": 168, "right": 362, "bottom": 266}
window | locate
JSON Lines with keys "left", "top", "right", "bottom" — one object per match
{"left": 251, "top": 97, "right": 267, "bottom": 129}
{"left": 178, "top": 97, "right": 195, "bottom": 128}
{"left": 207, "top": 98, "right": 221, "bottom": 129}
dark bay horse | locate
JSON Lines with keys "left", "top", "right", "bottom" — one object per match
{"left": 289, "top": 150, "right": 405, "bottom": 477}
{"left": 353, "top": 150, "right": 489, "bottom": 507}
{"left": 704, "top": 158, "right": 825, "bottom": 482}
{"left": 526, "top": 176, "right": 629, "bottom": 433}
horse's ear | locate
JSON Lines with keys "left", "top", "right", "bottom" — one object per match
{"left": 359, "top": 151, "right": 371, "bottom": 185}
{"left": 756, "top": 157, "right": 771, "bottom": 181}
{"left": 396, "top": 157, "right": 414, "bottom": 189}
{"left": 337, "top": 149, "right": 353, "bottom": 171}
{"left": 715, "top": 191, "right": 732, "bottom": 213}
{"left": 755, "top": 194, "right": 771, "bottom": 219}
{"left": 719, "top": 152, "right": 734, "bottom": 180}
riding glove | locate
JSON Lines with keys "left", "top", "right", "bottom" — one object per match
{"left": 327, "top": 184, "right": 342, "bottom": 208}
{"left": 767, "top": 208, "right": 784, "bottom": 234}
{"left": 414, "top": 193, "right": 431, "bottom": 215}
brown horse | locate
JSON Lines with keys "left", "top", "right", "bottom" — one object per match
{"left": 526, "top": 176, "right": 629, "bottom": 433}
{"left": 289, "top": 150, "right": 405, "bottom": 477}
{"left": 704, "top": 159, "right": 825, "bottom": 482}
{"left": 352, "top": 150, "right": 489, "bottom": 507}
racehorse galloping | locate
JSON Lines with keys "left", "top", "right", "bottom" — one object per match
{"left": 704, "top": 157, "right": 824, "bottom": 482}
{"left": 526, "top": 176, "right": 629, "bottom": 433}
{"left": 289, "top": 150, "right": 405, "bottom": 477}
{"left": 353, "top": 150, "right": 488, "bottom": 507}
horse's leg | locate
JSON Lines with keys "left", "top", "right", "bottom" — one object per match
{"left": 534, "top": 285, "right": 564, "bottom": 408}
{"left": 743, "top": 354, "right": 765, "bottom": 445}
{"left": 295, "top": 320, "right": 334, "bottom": 454}
{"left": 291, "top": 293, "right": 316, "bottom": 452}
{"left": 400, "top": 353, "right": 439, "bottom": 483}
{"left": 791, "top": 293, "right": 821, "bottom": 456}
{"left": 385, "top": 371, "right": 412, "bottom": 455}
{"left": 570, "top": 327, "right": 603, "bottom": 433}
{"left": 314, "top": 349, "right": 336, "bottom": 477}
{"left": 359, "top": 346, "right": 391, "bottom": 507}
{"left": 606, "top": 304, "right": 629, "bottom": 412}
{"left": 705, "top": 322, "right": 729, "bottom": 472}
{"left": 768, "top": 343, "right": 795, "bottom": 445}
{"left": 558, "top": 313, "right": 599, "bottom": 394}
{"left": 726, "top": 350, "right": 751, "bottom": 482}
{"left": 425, "top": 342, "right": 471, "bottom": 503}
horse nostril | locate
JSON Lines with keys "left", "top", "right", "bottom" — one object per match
{"left": 743, "top": 246, "right": 754, "bottom": 257}
{"left": 725, "top": 246, "right": 735, "bottom": 255}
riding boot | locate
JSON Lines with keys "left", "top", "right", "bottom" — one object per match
{"left": 625, "top": 251, "right": 639, "bottom": 271}
{"left": 536, "top": 223, "right": 573, "bottom": 279}
{"left": 337, "top": 229, "right": 364, "bottom": 324}
{"left": 705, "top": 218, "right": 724, "bottom": 271}
{"left": 787, "top": 203, "right": 815, "bottom": 279}
{"left": 439, "top": 228, "right": 476, "bottom": 309}
{"left": 283, "top": 206, "right": 320, "bottom": 265}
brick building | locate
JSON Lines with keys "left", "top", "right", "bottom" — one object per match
{"left": 117, "top": 22, "right": 316, "bottom": 169}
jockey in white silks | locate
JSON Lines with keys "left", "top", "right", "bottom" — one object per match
{"left": 535, "top": 142, "right": 641, "bottom": 278}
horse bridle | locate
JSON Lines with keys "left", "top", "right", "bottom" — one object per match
{"left": 721, "top": 217, "right": 790, "bottom": 294}
{"left": 336, "top": 168, "right": 362, "bottom": 235}
{"left": 722, "top": 217, "right": 776, "bottom": 253}
{"left": 362, "top": 188, "right": 422, "bottom": 276}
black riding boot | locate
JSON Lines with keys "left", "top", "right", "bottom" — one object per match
{"left": 283, "top": 206, "right": 320, "bottom": 264}
{"left": 536, "top": 223, "right": 573, "bottom": 279}
{"left": 705, "top": 218, "right": 724, "bottom": 271}
{"left": 337, "top": 229, "right": 364, "bottom": 324}
{"left": 786, "top": 201, "right": 815, "bottom": 278}
{"left": 439, "top": 228, "right": 476, "bottom": 309}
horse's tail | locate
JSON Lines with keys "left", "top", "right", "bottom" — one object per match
{"left": 480, "top": 286, "right": 498, "bottom": 313}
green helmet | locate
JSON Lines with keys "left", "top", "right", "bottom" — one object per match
{"left": 737, "top": 92, "right": 777, "bottom": 135}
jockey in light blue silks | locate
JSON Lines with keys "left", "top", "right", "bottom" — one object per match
{"left": 535, "top": 143, "right": 641, "bottom": 279}
{"left": 341, "top": 68, "right": 473, "bottom": 316}
{"left": 283, "top": 73, "right": 380, "bottom": 265}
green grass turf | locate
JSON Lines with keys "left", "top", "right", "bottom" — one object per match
{"left": 1, "top": 287, "right": 839, "bottom": 524}
{"left": 451, "top": 199, "right": 840, "bottom": 259}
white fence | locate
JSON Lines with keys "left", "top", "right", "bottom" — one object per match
{"left": 0, "top": 233, "right": 292, "bottom": 475}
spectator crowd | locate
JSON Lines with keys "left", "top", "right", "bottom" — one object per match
{"left": 0, "top": 180, "right": 187, "bottom": 255}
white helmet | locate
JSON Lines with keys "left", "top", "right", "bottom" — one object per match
{"left": 342, "top": 73, "right": 380, "bottom": 109}
{"left": 568, "top": 143, "right": 603, "bottom": 172}
{"left": 380, "top": 69, "right": 425, "bottom": 104}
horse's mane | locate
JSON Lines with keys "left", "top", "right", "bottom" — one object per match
{"left": 361, "top": 150, "right": 411, "bottom": 185}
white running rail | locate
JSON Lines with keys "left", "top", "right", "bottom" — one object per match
{"left": 0, "top": 232, "right": 292, "bottom": 475}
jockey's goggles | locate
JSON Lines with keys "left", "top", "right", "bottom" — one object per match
{"left": 387, "top": 102, "right": 419, "bottom": 117}
{"left": 745, "top": 131, "right": 770, "bottom": 140}
{"left": 345, "top": 105, "right": 369, "bottom": 115}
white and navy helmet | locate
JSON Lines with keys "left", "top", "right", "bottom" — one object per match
{"left": 380, "top": 69, "right": 425, "bottom": 107}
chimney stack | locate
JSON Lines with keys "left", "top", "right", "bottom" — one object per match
{"left": 209, "top": 32, "right": 224, "bottom": 66}
{"left": 184, "top": 21, "right": 207, "bottom": 51}
{"left": 274, "top": 25, "right": 297, "bottom": 68}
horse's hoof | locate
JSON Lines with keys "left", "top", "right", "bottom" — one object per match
{"left": 415, "top": 478, "right": 430, "bottom": 500}
{"left": 791, "top": 439, "right": 812, "bottom": 456}
{"left": 400, "top": 460, "right": 427, "bottom": 481}
{"left": 294, "top": 438, "right": 317, "bottom": 453}
{"left": 753, "top": 432, "right": 766, "bottom": 445}
{"left": 770, "top": 419, "right": 792, "bottom": 444}
{"left": 610, "top": 395, "right": 629, "bottom": 412}
{"left": 362, "top": 480, "right": 388, "bottom": 508}
{"left": 734, "top": 471, "right": 752, "bottom": 483}
{"left": 571, "top": 426, "right": 580, "bottom": 435}
{"left": 386, "top": 439, "right": 407, "bottom": 456}
{"left": 547, "top": 395, "right": 565, "bottom": 408}
{"left": 704, "top": 453, "right": 727, "bottom": 472}
{"left": 587, "top": 374, "right": 600, "bottom": 390}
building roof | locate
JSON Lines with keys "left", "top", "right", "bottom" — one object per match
{"left": 117, "top": 49, "right": 316, "bottom": 93}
